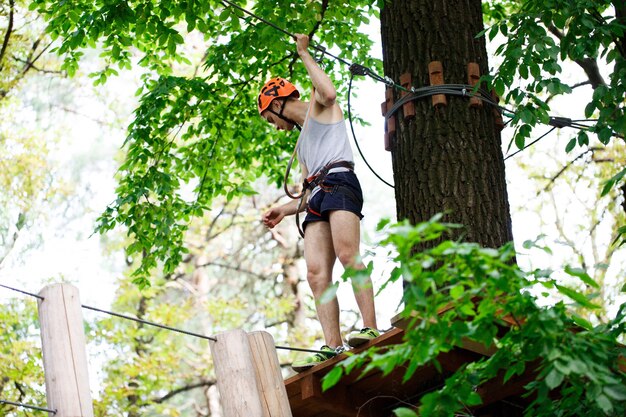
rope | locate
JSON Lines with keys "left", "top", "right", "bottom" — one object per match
{"left": 0, "top": 283, "right": 400, "bottom": 364}
{"left": 219, "top": 0, "right": 407, "bottom": 92}
{"left": 504, "top": 127, "right": 557, "bottom": 161}
{"left": 347, "top": 71, "right": 395, "bottom": 188}
{"left": 218, "top": 0, "right": 626, "bottom": 167}
{"left": 0, "top": 283, "right": 44, "bottom": 300}
{"left": 275, "top": 345, "right": 335, "bottom": 354}
{"left": 81, "top": 304, "right": 218, "bottom": 342}
{"left": 0, "top": 399, "right": 56, "bottom": 414}
{"left": 0, "top": 282, "right": 218, "bottom": 342}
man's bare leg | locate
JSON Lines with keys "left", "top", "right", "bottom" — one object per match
{"left": 304, "top": 221, "right": 342, "bottom": 348}
{"left": 329, "top": 211, "right": 377, "bottom": 330}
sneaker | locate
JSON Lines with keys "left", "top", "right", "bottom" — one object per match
{"left": 291, "top": 345, "right": 338, "bottom": 373}
{"left": 347, "top": 327, "right": 381, "bottom": 347}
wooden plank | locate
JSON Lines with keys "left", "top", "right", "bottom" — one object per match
{"left": 38, "top": 284, "right": 94, "bottom": 417}
{"left": 285, "top": 328, "right": 404, "bottom": 387}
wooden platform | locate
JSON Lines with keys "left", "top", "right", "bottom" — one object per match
{"left": 284, "top": 316, "right": 530, "bottom": 417}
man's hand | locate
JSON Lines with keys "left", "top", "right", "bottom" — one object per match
{"left": 294, "top": 33, "right": 310, "bottom": 58}
{"left": 262, "top": 207, "right": 286, "bottom": 229}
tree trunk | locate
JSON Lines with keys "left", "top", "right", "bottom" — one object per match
{"left": 380, "top": 0, "right": 514, "bottom": 250}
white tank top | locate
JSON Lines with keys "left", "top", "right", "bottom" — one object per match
{"left": 296, "top": 116, "right": 354, "bottom": 180}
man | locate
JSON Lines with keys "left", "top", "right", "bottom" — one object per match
{"left": 260, "top": 34, "right": 379, "bottom": 372}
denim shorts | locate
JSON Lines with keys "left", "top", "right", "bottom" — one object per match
{"left": 302, "top": 171, "right": 364, "bottom": 231}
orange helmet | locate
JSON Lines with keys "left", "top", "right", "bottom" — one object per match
{"left": 258, "top": 77, "right": 300, "bottom": 114}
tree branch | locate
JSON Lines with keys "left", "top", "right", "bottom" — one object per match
{"left": 197, "top": 260, "right": 269, "bottom": 280}
{"left": 0, "top": 0, "right": 14, "bottom": 70}
{"left": 539, "top": 148, "right": 595, "bottom": 196}
{"left": 547, "top": 24, "right": 606, "bottom": 88}
{"left": 611, "top": 1, "right": 626, "bottom": 58}
{"left": 545, "top": 80, "right": 591, "bottom": 104}
{"left": 151, "top": 379, "right": 216, "bottom": 404}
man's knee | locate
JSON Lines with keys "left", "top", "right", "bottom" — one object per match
{"left": 306, "top": 268, "right": 330, "bottom": 297}
{"left": 335, "top": 245, "right": 362, "bottom": 268}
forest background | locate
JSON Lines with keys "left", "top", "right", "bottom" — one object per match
{"left": 0, "top": 0, "right": 625, "bottom": 416}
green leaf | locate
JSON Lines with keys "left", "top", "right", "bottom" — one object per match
{"left": 601, "top": 168, "right": 626, "bottom": 196}
{"left": 515, "top": 132, "right": 526, "bottom": 149}
{"left": 545, "top": 368, "right": 564, "bottom": 389}
{"left": 564, "top": 265, "right": 599, "bottom": 288}
{"left": 570, "top": 314, "right": 593, "bottom": 330}
{"left": 584, "top": 102, "right": 596, "bottom": 118}
{"left": 450, "top": 285, "right": 464, "bottom": 300}
{"left": 603, "top": 384, "right": 626, "bottom": 401}
{"left": 319, "top": 283, "right": 339, "bottom": 305}
{"left": 465, "top": 391, "right": 482, "bottom": 406}
{"left": 555, "top": 284, "right": 600, "bottom": 309}
{"left": 322, "top": 366, "right": 343, "bottom": 391}
{"left": 565, "top": 137, "right": 576, "bottom": 153}
{"left": 393, "top": 407, "right": 418, "bottom": 417}
{"left": 595, "top": 393, "right": 613, "bottom": 414}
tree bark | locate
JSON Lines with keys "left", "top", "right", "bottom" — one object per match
{"left": 380, "top": 0, "right": 514, "bottom": 250}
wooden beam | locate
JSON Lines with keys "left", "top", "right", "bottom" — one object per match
{"left": 38, "top": 284, "right": 94, "bottom": 417}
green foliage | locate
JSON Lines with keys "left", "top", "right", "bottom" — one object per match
{"left": 483, "top": 0, "right": 625, "bottom": 148}
{"left": 29, "top": 0, "right": 381, "bottom": 284}
{"left": 324, "top": 218, "right": 626, "bottom": 416}
{"left": 1, "top": 0, "right": 56, "bottom": 96}
{"left": 0, "top": 298, "right": 45, "bottom": 416}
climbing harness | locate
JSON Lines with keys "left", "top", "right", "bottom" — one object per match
{"left": 294, "top": 160, "right": 356, "bottom": 238}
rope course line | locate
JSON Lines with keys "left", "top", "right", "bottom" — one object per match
{"left": 0, "top": 399, "right": 56, "bottom": 414}
{"left": 219, "top": 0, "right": 404, "bottom": 91}
{"left": 80, "top": 304, "right": 218, "bottom": 342}
{"left": 347, "top": 72, "right": 395, "bottom": 188}
{"left": 0, "top": 282, "right": 387, "bottom": 355}
{"left": 0, "top": 282, "right": 217, "bottom": 342}
{"left": 504, "top": 127, "right": 557, "bottom": 161}
{"left": 0, "top": 283, "right": 43, "bottom": 300}
{"left": 217, "top": 1, "right": 625, "bottom": 175}
{"left": 275, "top": 345, "right": 336, "bottom": 354}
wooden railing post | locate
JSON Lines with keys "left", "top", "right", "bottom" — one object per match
{"left": 210, "top": 329, "right": 266, "bottom": 417}
{"left": 248, "top": 331, "right": 293, "bottom": 417}
{"left": 38, "top": 284, "right": 94, "bottom": 417}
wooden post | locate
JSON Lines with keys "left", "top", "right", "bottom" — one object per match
{"left": 38, "top": 284, "right": 94, "bottom": 417}
{"left": 210, "top": 329, "right": 266, "bottom": 417}
{"left": 248, "top": 331, "right": 293, "bottom": 417}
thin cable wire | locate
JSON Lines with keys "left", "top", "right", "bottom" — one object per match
{"left": 0, "top": 283, "right": 369, "bottom": 354}
{"left": 347, "top": 72, "right": 395, "bottom": 188}
{"left": 0, "top": 399, "right": 56, "bottom": 414}
{"left": 275, "top": 345, "right": 335, "bottom": 354}
{"left": 0, "top": 283, "right": 44, "bottom": 300}
{"left": 504, "top": 127, "right": 557, "bottom": 161}
{"left": 219, "top": 0, "right": 403, "bottom": 91}
{"left": 80, "top": 304, "right": 217, "bottom": 342}
{"left": 223, "top": 0, "right": 623, "bottom": 141}
{"left": 221, "top": 0, "right": 350, "bottom": 67}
